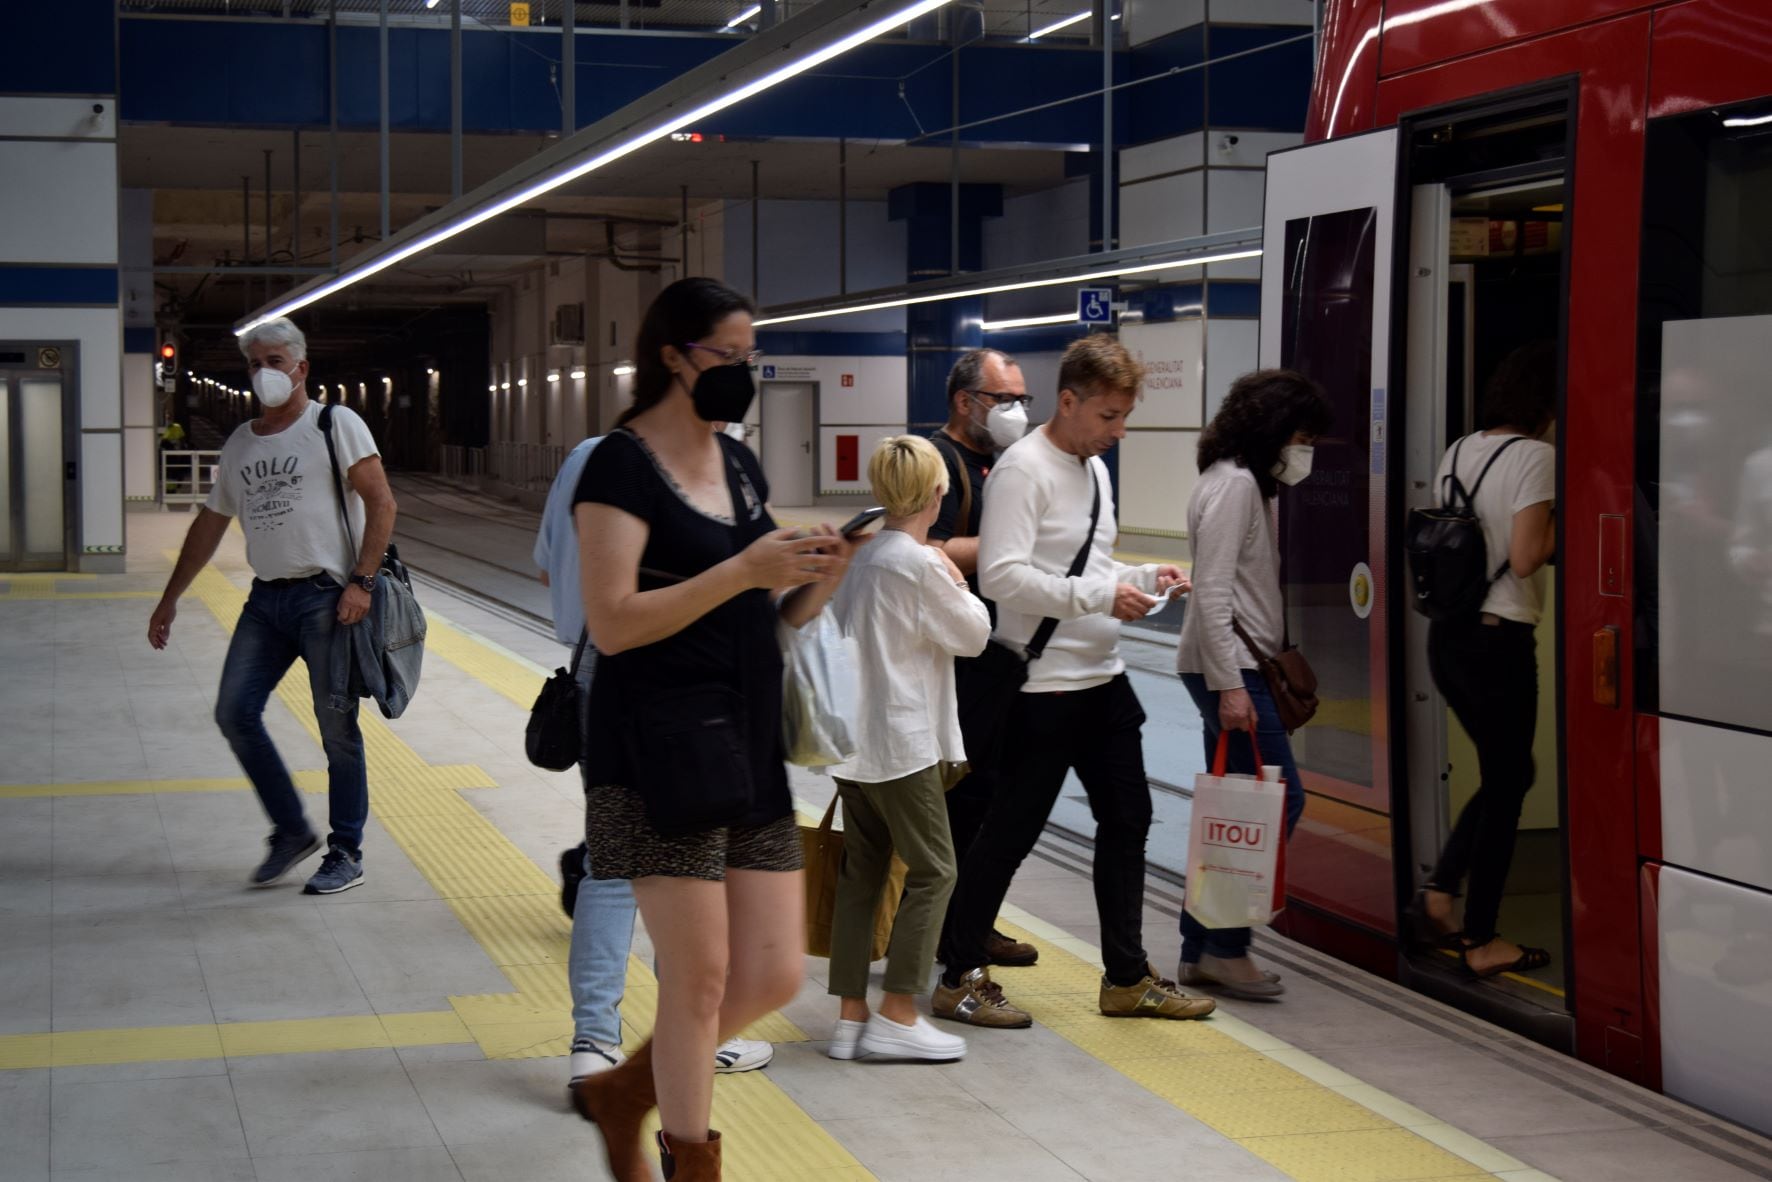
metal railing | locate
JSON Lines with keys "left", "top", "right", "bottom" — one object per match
{"left": 488, "top": 441, "right": 566, "bottom": 491}
{"left": 161, "top": 450, "right": 224, "bottom": 506}
{"left": 438, "top": 444, "right": 488, "bottom": 488}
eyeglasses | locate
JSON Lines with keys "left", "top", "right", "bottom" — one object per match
{"left": 683, "top": 342, "right": 763, "bottom": 368}
{"left": 966, "top": 389, "right": 1033, "bottom": 409}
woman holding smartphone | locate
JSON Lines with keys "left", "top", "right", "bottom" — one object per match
{"left": 570, "top": 277, "right": 856, "bottom": 1182}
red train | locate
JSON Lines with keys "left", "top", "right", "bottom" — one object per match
{"left": 1264, "top": 0, "right": 1772, "bottom": 1134}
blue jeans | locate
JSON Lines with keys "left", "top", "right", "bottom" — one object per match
{"left": 215, "top": 576, "right": 369, "bottom": 854}
{"left": 569, "top": 656, "right": 637, "bottom": 1046}
{"left": 1178, "top": 671, "right": 1306, "bottom": 963}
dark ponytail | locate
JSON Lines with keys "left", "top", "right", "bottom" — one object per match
{"left": 618, "top": 277, "right": 757, "bottom": 428}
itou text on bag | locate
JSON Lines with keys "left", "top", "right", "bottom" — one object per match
{"left": 1184, "top": 731, "right": 1288, "bottom": 930}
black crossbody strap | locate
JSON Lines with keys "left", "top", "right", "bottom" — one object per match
{"left": 318, "top": 404, "right": 359, "bottom": 571}
{"left": 568, "top": 628, "right": 588, "bottom": 676}
{"left": 1024, "top": 463, "right": 1103, "bottom": 662}
{"left": 930, "top": 433, "right": 975, "bottom": 538}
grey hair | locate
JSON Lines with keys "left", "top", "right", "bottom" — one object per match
{"left": 237, "top": 317, "right": 308, "bottom": 363}
{"left": 945, "top": 348, "right": 1017, "bottom": 407}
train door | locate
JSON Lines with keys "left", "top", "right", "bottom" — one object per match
{"left": 1257, "top": 128, "right": 1403, "bottom": 965}
{"left": 1397, "top": 93, "right": 1574, "bottom": 1042}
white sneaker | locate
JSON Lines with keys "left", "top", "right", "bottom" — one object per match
{"left": 828, "top": 1019, "right": 867, "bottom": 1061}
{"left": 713, "top": 1037, "right": 773, "bottom": 1074}
{"left": 568, "top": 1038, "right": 624, "bottom": 1084}
{"left": 858, "top": 1014, "right": 967, "bottom": 1062}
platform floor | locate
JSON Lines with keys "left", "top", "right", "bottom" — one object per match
{"left": 1, "top": 507, "right": 1769, "bottom": 1182}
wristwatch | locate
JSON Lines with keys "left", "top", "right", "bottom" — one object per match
{"left": 349, "top": 572, "right": 377, "bottom": 593}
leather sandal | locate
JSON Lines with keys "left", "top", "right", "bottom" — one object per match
{"left": 570, "top": 1039, "right": 656, "bottom": 1182}
{"left": 1460, "top": 939, "right": 1552, "bottom": 980}
{"left": 1407, "top": 887, "right": 1466, "bottom": 951}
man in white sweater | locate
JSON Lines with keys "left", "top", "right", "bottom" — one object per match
{"left": 933, "top": 335, "right": 1217, "bottom": 1027}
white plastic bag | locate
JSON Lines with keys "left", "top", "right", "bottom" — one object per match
{"left": 1184, "top": 730, "right": 1288, "bottom": 930}
{"left": 780, "top": 610, "right": 860, "bottom": 768}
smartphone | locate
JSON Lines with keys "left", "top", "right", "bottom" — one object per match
{"left": 838, "top": 507, "right": 886, "bottom": 538}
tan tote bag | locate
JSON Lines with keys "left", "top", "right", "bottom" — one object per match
{"left": 801, "top": 796, "right": 907, "bottom": 960}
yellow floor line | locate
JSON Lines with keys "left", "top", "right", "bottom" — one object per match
{"left": 422, "top": 610, "right": 554, "bottom": 709}
{"left": 997, "top": 904, "right": 1556, "bottom": 1182}
{"left": 0, "top": 1010, "right": 473, "bottom": 1071}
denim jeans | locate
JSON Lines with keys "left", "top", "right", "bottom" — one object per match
{"left": 1178, "top": 671, "right": 1306, "bottom": 963}
{"left": 569, "top": 655, "right": 637, "bottom": 1046}
{"left": 215, "top": 575, "right": 369, "bottom": 854}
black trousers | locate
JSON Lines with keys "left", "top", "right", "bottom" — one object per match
{"left": 945, "top": 674, "right": 1153, "bottom": 985}
{"left": 1426, "top": 615, "right": 1539, "bottom": 945}
{"left": 937, "top": 651, "right": 1011, "bottom": 960}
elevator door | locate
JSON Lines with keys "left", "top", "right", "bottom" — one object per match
{"left": 0, "top": 367, "right": 73, "bottom": 571}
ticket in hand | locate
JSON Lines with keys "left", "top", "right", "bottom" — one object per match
{"left": 1144, "top": 583, "right": 1187, "bottom": 617}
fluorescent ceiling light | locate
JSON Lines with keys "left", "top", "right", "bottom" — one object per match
{"left": 517, "top": 377, "right": 529, "bottom": 387}
{"left": 1028, "top": 10, "right": 1089, "bottom": 39}
{"left": 756, "top": 247, "right": 1261, "bottom": 326}
{"left": 425, "top": 0, "right": 440, "bottom": 7}
{"left": 570, "top": 369, "right": 588, "bottom": 380}
{"left": 1723, "top": 112, "right": 1772, "bottom": 128}
{"left": 488, "top": 384, "right": 496, "bottom": 392}
{"left": 235, "top": 0, "right": 954, "bottom": 336}
{"left": 980, "top": 312, "right": 1078, "bottom": 331}
{"left": 612, "top": 364, "right": 637, "bottom": 376}
{"left": 500, "top": 381, "right": 511, "bottom": 390}
{"left": 547, "top": 371, "right": 561, "bottom": 383}
{"left": 728, "top": 4, "right": 762, "bottom": 27}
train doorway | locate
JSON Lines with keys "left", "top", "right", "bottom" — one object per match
{"left": 1398, "top": 93, "right": 1574, "bottom": 1040}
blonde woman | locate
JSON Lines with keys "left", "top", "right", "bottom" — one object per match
{"left": 827, "top": 436, "right": 991, "bottom": 1062}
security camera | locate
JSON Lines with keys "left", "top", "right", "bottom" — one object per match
{"left": 1217, "top": 134, "right": 1240, "bottom": 152}
{"left": 92, "top": 103, "right": 104, "bottom": 114}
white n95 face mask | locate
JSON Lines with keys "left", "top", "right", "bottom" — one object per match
{"left": 1271, "top": 444, "right": 1314, "bottom": 486}
{"left": 984, "top": 401, "right": 1028, "bottom": 450}
{"left": 723, "top": 421, "right": 748, "bottom": 443}
{"left": 252, "top": 365, "right": 295, "bottom": 408}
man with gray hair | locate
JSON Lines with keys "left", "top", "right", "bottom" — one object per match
{"left": 148, "top": 317, "right": 398, "bottom": 895}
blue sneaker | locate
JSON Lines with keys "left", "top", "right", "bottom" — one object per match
{"left": 302, "top": 843, "right": 364, "bottom": 895}
{"left": 250, "top": 829, "right": 320, "bottom": 887}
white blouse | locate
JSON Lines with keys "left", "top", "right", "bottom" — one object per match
{"left": 830, "top": 529, "right": 992, "bottom": 785}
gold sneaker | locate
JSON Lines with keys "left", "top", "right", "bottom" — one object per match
{"left": 932, "top": 967, "right": 1033, "bottom": 1029}
{"left": 1099, "top": 966, "right": 1217, "bottom": 1020}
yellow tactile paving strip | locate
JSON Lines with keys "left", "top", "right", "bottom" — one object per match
{"left": 995, "top": 906, "right": 1556, "bottom": 1182}
{"left": 0, "top": 572, "right": 155, "bottom": 600}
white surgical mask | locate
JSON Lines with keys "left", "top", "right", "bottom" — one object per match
{"left": 722, "top": 421, "right": 748, "bottom": 443}
{"left": 982, "top": 400, "right": 1028, "bottom": 450}
{"left": 252, "top": 365, "right": 295, "bottom": 408}
{"left": 1271, "top": 444, "right": 1314, "bottom": 486}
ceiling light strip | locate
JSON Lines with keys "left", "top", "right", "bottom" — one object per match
{"left": 979, "top": 312, "right": 1076, "bottom": 331}
{"left": 1028, "top": 10, "right": 1090, "bottom": 40}
{"left": 234, "top": 0, "right": 954, "bottom": 337}
{"left": 754, "top": 236, "right": 1261, "bottom": 327}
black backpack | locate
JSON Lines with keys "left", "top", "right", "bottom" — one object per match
{"left": 1405, "top": 434, "right": 1524, "bottom": 620}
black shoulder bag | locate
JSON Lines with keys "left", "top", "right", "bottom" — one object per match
{"left": 526, "top": 629, "right": 588, "bottom": 771}
{"left": 970, "top": 465, "right": 1103, "bottom": 696}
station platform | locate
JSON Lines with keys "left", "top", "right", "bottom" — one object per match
{"left": 2, "top": 504, "right": 1768, "bottom": 1182}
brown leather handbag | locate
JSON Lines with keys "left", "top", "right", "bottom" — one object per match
{"left": 1231, "top": 617, "right": 1319, "bottom": 734}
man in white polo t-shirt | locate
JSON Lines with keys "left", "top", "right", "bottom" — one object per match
{"left": 148, "top": 317, "right": 398, "bottom": 896}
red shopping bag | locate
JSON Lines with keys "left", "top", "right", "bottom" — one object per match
{"left": 1183, "top": 731, "right": 1288, "bottom": 929}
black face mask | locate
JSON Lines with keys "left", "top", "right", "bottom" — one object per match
{"left": 688, "top": 362, "right": 756, "bottom": 425}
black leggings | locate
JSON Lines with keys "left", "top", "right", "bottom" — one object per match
{"left": 1426, "top": 615, "right": 1539, "bottom": 945}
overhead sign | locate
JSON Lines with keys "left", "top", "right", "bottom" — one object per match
{"left": 509, "top": 3, "right": 531, "bottom": 26}
{"left": 1078, "top": 287, "right": 1113, "bottom": 324}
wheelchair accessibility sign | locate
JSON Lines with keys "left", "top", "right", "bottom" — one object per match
{"left": 1078, "top": 288, "right": 1114, "bottom": 324}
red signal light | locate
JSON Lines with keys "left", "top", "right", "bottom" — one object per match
{"left": 160, "top": 343, "right": 176, "bottom": 360}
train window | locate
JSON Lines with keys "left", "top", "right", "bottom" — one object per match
{"left": 1637, "top": 99, "right": 1772, "bottom": 732}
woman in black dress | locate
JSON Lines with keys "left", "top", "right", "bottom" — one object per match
{"left": 568, "top": 277, "right": 854, "bottom": 1182}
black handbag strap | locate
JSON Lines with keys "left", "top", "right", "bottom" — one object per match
{"left": 568, "top": 628, "right": 588, "bottom": 676}
{"left": 1024, "top": 463, "right": 1103, "bottom": 662}
{"left": 318, "top": 403, "right": 359, "bottom": 572}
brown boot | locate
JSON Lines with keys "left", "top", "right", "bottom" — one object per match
{"left": 657, "top": 1129, "right": 722, "bottom": 1181}
{"left": 570, "top": 1040, "right": 656, "bottom": 1182}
